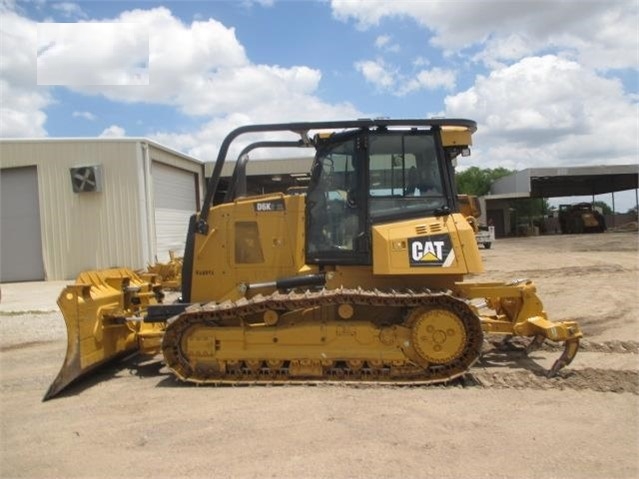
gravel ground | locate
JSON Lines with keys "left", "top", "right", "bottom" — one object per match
{"left": 1, "top": 232, "right": 637, "bottom": 479}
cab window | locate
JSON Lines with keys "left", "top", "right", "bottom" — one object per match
{"left": 368, "top": 133, "right": 445, "bottom": 220}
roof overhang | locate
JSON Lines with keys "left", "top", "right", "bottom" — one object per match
{"left": 484, "top": 192, "right": 531, "bottom": 200}
{"left": 489, "top": 165, "right": 638, "bottom": 200}
{"left": 0, "top": 137, "right": 203, "bottom": 165}
{"left": 529, "top": 165, "right": 638, "bottom": 197}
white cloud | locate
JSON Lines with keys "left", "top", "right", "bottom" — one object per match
{"left": 375, "top": 35, "right": 390, "bottom": 49}
{"left": 150, "top": 96, "right": 363, "bottom": 162}
{"left": 175, "top": 64, "right": 322, "bottom": 116}
{"left": 50, "top": 6, "right": 337, "bottom": 124}
{"left": 235, "top": 0, "right": 275, "bottom": 8}
{"left": 400, "top": 67, "right": 456, "bottom": 94}
{"left": 0, "top": 92, "right": 48, "bottom": 137}
{"left": 244, "top": 0, "right": 275, "bottom": 6}
{"left": 355, "top": 59, "right": 396, "bottom": 89}
{"left": 331, "top": 0, "right": 639, "bottom": 70}
{"left": 0, "top": 8, "right": 50, "bottom": 137}
{"left": 442, "top": 56, "right": 638, "bottom": 169}
{"left": 7, "top": 0, "right": 633, "bottom": 183}
{"left": 1, "top": 4, "right": 364, "bottom": 143}
{"left": 375, "top": 34, "right": 399, "bottom": 53}
{"left": 72, "top": 111, "right": 96, "bottom": 121}
{"left": 335, "top": 0, "right": 638, "bottom": 174}
{"left": 331, "top": 0, "right": 396, "bottom": 30}
{"left": 51, "top": 2, "right": 87, "bottom": 19}
{"left": 63, "top": 7, "right": 247, "bottom": 108}
{"left": 37, "top": 22, "right": 149, "bottom": 85}
{"left": 472, "top": 34, "right": 535, "bottom": 69}
{"left": 412, "top": 57, "right": 429, "bottom": 68}
{"left": 355, "top": 59, "right": 456, "bottom": 95}
{"left": 99, "top": 125, "right": 126, "bottom": 137}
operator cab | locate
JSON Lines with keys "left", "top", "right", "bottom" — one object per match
{"left": 305, "top": 127, "right": 458, "bottom": 265}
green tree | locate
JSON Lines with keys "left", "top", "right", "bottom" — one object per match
{"left": 455, "top": 166, "right": 513, "bottom": 196}
{"left": 592, "top": 201, "right": 613, "bottom": 215}
{"left": 512, "top": 197, "right": 550, "bottom": 223}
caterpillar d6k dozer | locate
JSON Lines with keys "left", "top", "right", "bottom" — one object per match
{"left": 45, "top": 119, "right": 582, "bottom": 400}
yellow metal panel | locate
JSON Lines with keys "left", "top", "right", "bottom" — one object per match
{"left": 372, "top": 213, "right": 483, "bottom": 275}
{"left": 189, "top": 193, "right": 311, "bottom": 303}
{"left": 440, "top": 127, "right": 473, "bottom": 147}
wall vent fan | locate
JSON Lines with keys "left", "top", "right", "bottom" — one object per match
{"left": 69, "top": 165, "right": 102, "bottom": 193}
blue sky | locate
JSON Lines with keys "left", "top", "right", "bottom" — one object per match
{"left": 1, "top": 0, "right": 638, "bottom": 211}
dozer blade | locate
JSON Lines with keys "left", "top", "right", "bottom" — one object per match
{"left": 44, "top": 268, "right": 162, "bottom": 401}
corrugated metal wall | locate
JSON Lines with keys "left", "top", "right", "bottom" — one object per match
{"left": 0, "top": 139, "right": 204, "bottom": 281}
{"left": 152, "top": 162, "right": 198, "bottom": 262}
{"left": 148, "top": 143, "right": 204, "bottom": 263}
{"left": 0, "top": 140, "right": 145, "bottom": 279}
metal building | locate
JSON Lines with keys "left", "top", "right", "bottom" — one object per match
{"left": 0, "top": 139, "right": 204, "bottom": 282}
{"left": 483, "top": 165, "right": 639, "bottom": 237}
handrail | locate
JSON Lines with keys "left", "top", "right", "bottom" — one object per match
{"left": 223, "top": 140, "right": 308, "bottom": 203}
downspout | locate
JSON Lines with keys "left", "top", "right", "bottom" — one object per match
{"left": 140, "top": 141, "right": 156, "bottom": 266}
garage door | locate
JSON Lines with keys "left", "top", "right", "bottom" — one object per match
{"left": 152, "top": 162, "right": 197, "bottom": 262}
{"left": 0, "top": 166, "right": 45, "bottom": 282}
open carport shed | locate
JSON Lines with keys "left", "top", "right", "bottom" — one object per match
{"left": 484, "top": 165, "right": 639, "bottom": 237}
{"left": 527, "top": 165, "right": 639, "bottom": 198}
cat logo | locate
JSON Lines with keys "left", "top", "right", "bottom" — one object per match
{"left": 408, "top": 234, "right": 455, "bottom": 267}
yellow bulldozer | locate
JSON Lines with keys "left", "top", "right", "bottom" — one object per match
{"left": 45, "top": 119, "right": 582, "bottom": 400}
{"left": 558, "top": 202, "right": 606, "bottom": 234}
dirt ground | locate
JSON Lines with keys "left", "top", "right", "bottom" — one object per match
{"left": 1, "top": 232, "right": 638, "bottom": 479}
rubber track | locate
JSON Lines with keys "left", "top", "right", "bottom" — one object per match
{"left": 162, "top": 287, "right": 484, "bottom": 385}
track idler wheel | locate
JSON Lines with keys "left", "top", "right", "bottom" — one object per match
{"left": 409, "top": 307, "right": 467, "bottom": 364}
{"left": 404, "top": 299, "right": 483, "bottom": 378}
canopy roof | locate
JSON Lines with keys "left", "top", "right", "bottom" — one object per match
{"left": 489, "top": 165, "right": 638, "bottom": 199}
